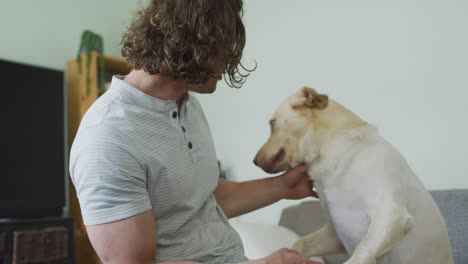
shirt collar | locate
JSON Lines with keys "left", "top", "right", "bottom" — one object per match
{"left": 109, "top": 75, "right": 190, "bottom": 113}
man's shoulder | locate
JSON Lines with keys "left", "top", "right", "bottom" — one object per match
{"left": 78, "top": 86, "right": 146, "bottom": 136}
{"left": 78, "top": 90, "right": 118, "bottom": 129}
{"left": 71, "top": 92, "right": 139, "bottom": 160}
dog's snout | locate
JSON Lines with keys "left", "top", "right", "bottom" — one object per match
{"left": 253, "top": 157, "right": 258, "bottom": 166}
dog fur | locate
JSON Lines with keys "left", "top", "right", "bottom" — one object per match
{"left": 254, "top": 87, "right": 453, "bottom": 264}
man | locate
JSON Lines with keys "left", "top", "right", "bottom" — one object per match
{"left": 69, "top": 1, "right": 320, "bottom": 264}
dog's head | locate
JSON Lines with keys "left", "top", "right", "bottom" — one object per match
{"left": 253, "top": 87, "right": 330, "bottom": 173}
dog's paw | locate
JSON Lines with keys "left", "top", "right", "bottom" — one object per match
{"left": 291, "top": 239, "right": 305, "bottom": 255}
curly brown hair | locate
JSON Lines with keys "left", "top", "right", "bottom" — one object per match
{"left": 121, "top": 0, "right": 253, "bottom": 88}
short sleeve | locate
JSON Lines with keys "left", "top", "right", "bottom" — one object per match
{"left": 69, "top": 126, "right": 152, "bottom": 225}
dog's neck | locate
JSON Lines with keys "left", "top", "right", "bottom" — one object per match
{"left": 301, "top": 124, "right": 378, "bottom": 182}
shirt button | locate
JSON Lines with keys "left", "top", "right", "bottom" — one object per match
{"left": 188, "top": 142, "right": 192, "bottom": 149}
{"left": 172, "top": 112, "right": 178, "bottom": 118}
{"left": 182, "top": 126, "right": 186, "bottom": 133}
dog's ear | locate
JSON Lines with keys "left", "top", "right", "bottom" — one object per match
{"left": 288, "top": 87, "right": 328, "bottom": 109}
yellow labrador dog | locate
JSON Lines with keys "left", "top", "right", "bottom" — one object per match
{"left": 254, "top": 87, "right": 453, "bottom": 264}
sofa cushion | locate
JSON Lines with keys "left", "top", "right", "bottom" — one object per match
{"left": 430, "top": 190, "right": 468, "bottom": 264}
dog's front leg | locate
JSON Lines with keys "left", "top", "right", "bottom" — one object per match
{"left": 292, "top": 223, "right": 346, "bottom": 258}
{"left": 344, "top": 203, "right": 414, "bottom": 264}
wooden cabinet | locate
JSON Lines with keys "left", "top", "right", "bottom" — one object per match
{"left": 66, "top": 52, "right": 131, "bottom": 264}
{"left": 0, "top": 217, "right": 73, "bottom": 264}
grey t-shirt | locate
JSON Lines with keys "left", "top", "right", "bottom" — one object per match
{"left": 69, "top": 76, "right": 247, "bottom": 264}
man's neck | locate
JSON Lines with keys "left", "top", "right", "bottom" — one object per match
{"left": 124, "top": 69, "right": 188, "bottom": 109}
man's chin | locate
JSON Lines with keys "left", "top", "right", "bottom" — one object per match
{"left": 205, "top": 86, "right": 217, "bottom": 94}
{"left": 192, "top": 82, "right": 217, "bottom": 94}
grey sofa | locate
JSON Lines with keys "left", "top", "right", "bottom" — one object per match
{"left": 279, "top": 189, "right": 468, "bottom": 264}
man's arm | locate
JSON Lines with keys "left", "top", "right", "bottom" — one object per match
{"left": 86, "top": 210, "right": 156, "bottom": 264}
{"left": 86, "top": 210, "right": 203, "bottom": 264}
{"left": 214, "top": 165, "right": 316, "bottom": 218}
{"left": 86, "top": 210, "right": 319, "bottom": 264}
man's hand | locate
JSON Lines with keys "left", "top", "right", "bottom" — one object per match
{"left": 214, "top": 165, "right": 317, "bottom": 218}
{"left": 275, "top": 165, "right": 318, "bottom": 199}
{"left": 262, "top": 248, "right": 322, "bottom": 264}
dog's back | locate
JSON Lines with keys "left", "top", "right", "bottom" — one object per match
{"left": 319, "top": 128, "right": 453, "bottom": 264}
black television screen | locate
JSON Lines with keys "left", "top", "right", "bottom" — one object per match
{"left": 0, "top": 59, "right": 65, "bottom": 218}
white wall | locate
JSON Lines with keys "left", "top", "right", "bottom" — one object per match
{"left": 198, "top": 0, "right": 468, "bottom": 224}
{"left": 0, "top": 0, "right": 144, "bottom": 70}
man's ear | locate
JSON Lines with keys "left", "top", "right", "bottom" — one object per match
{"left": 288, "top": 86, "right": 328, "bottom": 109}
